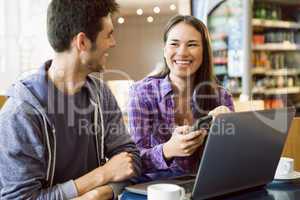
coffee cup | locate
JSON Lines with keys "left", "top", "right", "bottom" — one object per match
{"left": 147, "top": 183, "right": 185, "bottom": 200}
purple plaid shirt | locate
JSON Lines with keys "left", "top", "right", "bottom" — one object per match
{"left": 128, "top": 76, "right": 234, "bottom": 179}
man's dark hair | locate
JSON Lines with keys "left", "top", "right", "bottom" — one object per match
{"left": 47, "top": 0, "right": 118, "bottom": 52}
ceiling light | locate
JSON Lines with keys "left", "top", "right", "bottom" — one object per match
{"left": 147, "top": 16, "right": 154, "bottom": 23}
{"left": 170, "top": 4, "right": 177, "bottom": 11}
{"left": 117, "top": 17, "right": 125, "bottom": 24}
{"left": 153, "top": 6, "right": 160, "bottom": 14}
{"left": 136, "top": 8, "right": 143, "bottom": 16}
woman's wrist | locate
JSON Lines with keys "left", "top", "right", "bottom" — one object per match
{"left": 163, "top": 142, "right": 173, "bottom": 160}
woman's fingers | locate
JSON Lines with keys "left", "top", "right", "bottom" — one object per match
{"left": 181, "top": 139, "right": 205, "bottom": 156}
{"left": 174, "top": 125, "right": 190, "bottom": 135}
{"left": 184, "top": 129, "right": 207, "bottom": 141}
{"left": 208, "top": 105, "right": 231, "bottom": 117}
{"left": 181, "top": 131, "right": 207, "bottom": 149}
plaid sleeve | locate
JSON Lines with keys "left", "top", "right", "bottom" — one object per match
{"left": 128, "top": 85, "right": 169, "bottom": 173}
{"left": 219, "top": 87, "right": 235, "bottom": 112}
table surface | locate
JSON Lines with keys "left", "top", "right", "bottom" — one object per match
{"left": 121, "top": 180, "right": 300, "bottom": 200}
{"left": 217, "top": 181, "right": 300, "bottom": 200}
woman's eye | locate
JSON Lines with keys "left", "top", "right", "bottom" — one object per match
{"left": 188, "top": 43, "right": 198, "bottom": 47}
{"left": 170, "top": 43, "right": 178, "bottom": 46}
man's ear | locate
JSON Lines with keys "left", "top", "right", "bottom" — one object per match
{"left": 73, "top": 32, "right": 90, "bottom": 51}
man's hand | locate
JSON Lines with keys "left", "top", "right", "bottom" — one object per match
{"left": 74, "top": 152, "right": 135, "bottom": 196}
{"left": 102, "top": 152, "right": 136, "bottom": 182}
{"left": 71, "top": 185, "right": 113, "bottom": 200}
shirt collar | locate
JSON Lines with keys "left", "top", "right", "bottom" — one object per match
{"left": 160, "top": 75, "right": 173, "bottom": 98}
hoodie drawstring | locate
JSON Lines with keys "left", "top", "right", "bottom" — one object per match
{"left": 42, "top": 115, "right": 52, "bottom": 183}
{"left": 91, "top": 97, "right": 105, "bottom": 166}
{"left": 50, "top": 127, "right": 56, "bottom": 187}
{"left": 96, "top": 93, "right": 106, "bottom": 165}
{"left": 91, "top": 100, "right": 101, "bottom": 165}
{"left": 41, "top": 115, "right": 56, "bottom": 187}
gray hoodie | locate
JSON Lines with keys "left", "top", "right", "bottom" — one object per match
{"left": 0, "top": 61, "right": 141, "bottom": 199}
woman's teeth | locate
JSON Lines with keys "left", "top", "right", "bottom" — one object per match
{"left": 175, "top": 60, "right": 191, "bottom": 64}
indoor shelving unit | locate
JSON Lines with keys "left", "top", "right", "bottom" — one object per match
{"left": 207, "top": 0, "right": 300, "bottom": 111}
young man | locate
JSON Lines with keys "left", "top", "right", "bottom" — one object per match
{"left": 0, "top": 0, "right": 141, "bottom": 199}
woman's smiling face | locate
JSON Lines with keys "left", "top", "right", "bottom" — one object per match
{"left": 164, "top": 22, "right": 203, "bottom": 79}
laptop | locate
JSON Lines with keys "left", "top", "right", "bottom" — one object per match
{"left": 126, "top": 107, "right": 295, "bottom": 200}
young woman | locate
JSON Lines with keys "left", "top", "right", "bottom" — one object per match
{"left": 128, "top": 15, "right": 234, "bottom": 181}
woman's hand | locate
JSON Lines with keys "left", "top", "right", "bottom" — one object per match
{"left": 208, "top": 106, "right": 231, "bottom": 118}
{"left": 163, "top": 126, "right": 207, "bottom": 160}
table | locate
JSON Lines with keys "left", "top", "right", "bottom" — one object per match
{"left": 121, "top": 181, "right": 300, "bottom": 200}
{"left": 282, "top": 117, "right": 300, "bottom": 171}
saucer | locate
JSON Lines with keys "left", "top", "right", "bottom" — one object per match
{"left": 274, "top": 171, "right": 300, "bottom": 181}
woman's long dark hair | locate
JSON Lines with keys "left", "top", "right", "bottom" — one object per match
{"left": 150, "top": 15, "right": 219, "bottom": 115}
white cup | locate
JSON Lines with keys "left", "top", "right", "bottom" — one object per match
{"left": 275, "top": 157, "right": 294, "bottom": 176}
{"left": 147, "top": 183, "right": 185, "bottom": 200}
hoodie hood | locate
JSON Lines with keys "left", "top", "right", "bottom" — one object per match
{"left": 6, "top": 60, "right": 97, "bottom": 126}
{"left": 6, "top": 61, "right": 53, "bottom": 126}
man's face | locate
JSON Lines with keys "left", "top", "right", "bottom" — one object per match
{"left": 85, "top": 15, "right": 116, "bottom": 72}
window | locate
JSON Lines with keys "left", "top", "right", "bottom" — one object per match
{"left": 0, "top": 0, "right": 52, "bottom": 94}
